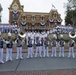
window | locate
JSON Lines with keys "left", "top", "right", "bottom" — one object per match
{"left": 13, "top": 14, "right": 18, "bottom": 20}
{"left": 52, "top": 14, "right": 57, "bottom": 19}
{"left": 41, "top": 16, "right": 44, "bottom": 21}
{"left": 32, "top": 16, "right": 35, "bottom": 21}
{"left": 22, "top": 15, "right": 26, "bottom": 20}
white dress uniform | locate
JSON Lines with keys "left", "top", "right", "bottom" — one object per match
{"left": 15, "top": 37, "right": 24, "bottom": 59}
{"left": 26, "top": 31, "right": 31, "bottom": 45}
{"left": 43, "top": 37, "right": 49, "bottom": 57}
{"left": 31, "top": 31, "right": 35, "bottom": 54}
{"left": 39, "top": 33, "right": 44, "bottom": 57}
{"left": 0, "top": 38, "right": 5, "bottom": 64}
{"left": 35, "top": 33, "right": 41, "bottom": 57}
{"left": 6, "top": 32, "right": 14, "bottom": 62}
{"left": 6, "top": 39, "right": 14, "bottom": 62}
{"left": 68, "top": 38, "right": 75, "bottom": 58}
{"left": 59, "top": 34, "right": 65, "bottom": 57}
{"left": 51, "top": 34, "right": 57, "bottom": 57}
{"left": 27, "top": 37, "right": 33, "bottom": 58}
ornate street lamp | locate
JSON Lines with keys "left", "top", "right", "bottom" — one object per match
{"left": 0, "top": 4, "right": 3, "bottom": 24}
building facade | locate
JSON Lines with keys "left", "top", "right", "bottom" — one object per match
{"left": 8, "top": 0, "right": 62, "bottom": 31}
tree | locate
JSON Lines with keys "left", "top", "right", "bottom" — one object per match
{"left": 0, "top": 4, "right": 3, "bottom": 23}
{"left": 0, "top": 4, "right": 3, "bottom": 13}
{"left": 65, "top": 0, "right": 76, "bottom": 27}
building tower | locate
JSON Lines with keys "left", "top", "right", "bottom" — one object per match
{"left": 8, "top": 0, "right": 24, "bottom": 25}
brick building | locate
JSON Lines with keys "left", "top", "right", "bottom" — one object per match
{"left": 8, "top": 0, "right": 62, "bottom": 31}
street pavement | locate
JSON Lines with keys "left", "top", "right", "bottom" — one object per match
{"left": 0, "top": 52, "right": 76, "bottom": 72}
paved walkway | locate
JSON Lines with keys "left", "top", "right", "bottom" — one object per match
{"left": 0, "top": 53, "right": 76, "bottom": 75}
{"left": 0, "top": 70, "right": 76, "bottom": 75}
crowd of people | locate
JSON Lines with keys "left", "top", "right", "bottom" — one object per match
{"left": 0, "top": 25, "right": 20, "bottom": 33}
{"left": 0, "top": 30, "right": 75, "bottom": 64}
{"left": 50, "top": 26, "right": 74, "bottom": 33}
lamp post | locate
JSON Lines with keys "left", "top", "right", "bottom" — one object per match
{"left": 0, "top": 4, "right": 3, "bottom": 24}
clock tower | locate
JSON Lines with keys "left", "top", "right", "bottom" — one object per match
{"left": 8, "top": 0, "right": 24, "bottom": 25}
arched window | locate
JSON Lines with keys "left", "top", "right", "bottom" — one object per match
{"left": 52, "top": 12, "right": 57, "bottom": 19}
{"left": 13, "top": 11, "right": 18, "bottom": 21}
{"left": 22, "top": 15, "right": 26, "bottom": 20}
{"left": 32, "top": 15, "right": 35, "bottom": 21}
{"left": 41, "top": 16, "right": 44, "bottom": 21}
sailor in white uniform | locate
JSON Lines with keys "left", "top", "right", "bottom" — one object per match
{"left": 39, "top": 32, "right": 44, "bottom": 57}
{"left": 27, "top": 36, "right": 33, "bottom": 58}
{"left": 31, "top": 31, "right": 35, "bottom": 54}
{"left": 68, "top": 37, "right": 75, "bottom": 58}
{"left": 6, "top": 32, "right": 14, "bottom": 62}
{"left": 35, "top": 32, "right": 41, "bottom": 57}
{"left": 51, "top": 34, "right": 57, "bottom": 57}
{"left": 0, "top": 32, "right": 5, "bottom": 64}
{"left": 15, "top": 34, "right": 24, "bottom": 60}
{"left": 59, "top": 34, "right": 65, "bottom": 57}
{"left": 43, "top": 36, "right": 49, "bottom": 57}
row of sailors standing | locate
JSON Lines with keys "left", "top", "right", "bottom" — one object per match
{"left": 6, "top": 32, "right": 24, "bottom": 61}
{"left": 26, "top": 31, "right": 49, "bottom": 58}
{"left": 25, "top": 31, "right": 75, "bottom": 59}
{"left": 0, "top": 31, "right": 75, "bottom": 64}
{"left": 0, "top": 32, "right": 24, "bottom": 64}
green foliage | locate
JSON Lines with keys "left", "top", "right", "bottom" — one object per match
{"left": 64, "top": 0, "right": 76, "bottom": 27}
{"left": 0, "top": 4, "right": 3, "bottom": 13}
{"left": 64, "top": 39, "right": 69, "bottom": 42}
{"left": 65, "top": 9, "right": 76, "bottom": 26}
{"left": 65, "top": 10, "right": 73, "bottom": 25}
{"left": 3, "top": 37, "right": 16, "bottom": 41}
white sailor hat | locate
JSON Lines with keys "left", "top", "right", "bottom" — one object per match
{"left": 8, "top": 32, "right": 11, "bottom": 36}
{"left": 60, "top": 34, "right": 63, "bottom": 38}
{"left": 47, "top": 31, "right": 50, "bottom": 34}
{"left": 53, "top": 34, "right": 57, "bottom": 39}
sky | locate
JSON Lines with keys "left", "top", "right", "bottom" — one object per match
{"left": 0, "top": 0, "right": 67, "bottom": 25}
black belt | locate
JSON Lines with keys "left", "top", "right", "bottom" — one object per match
{"left": 17, "top": 45, "right": 22, "bottom": 47}
{"left": 27, "top": 44, "right": 32, "bottom": 47}
{"left": 36, "top": 44, "right": 40, "bottom": 46}
{"left": 0, "top": 47, "right": 3, "bottom": 48}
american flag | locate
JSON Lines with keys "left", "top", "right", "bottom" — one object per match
{"left": 52, "top": 4, "right": 55, "bottom": 8}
